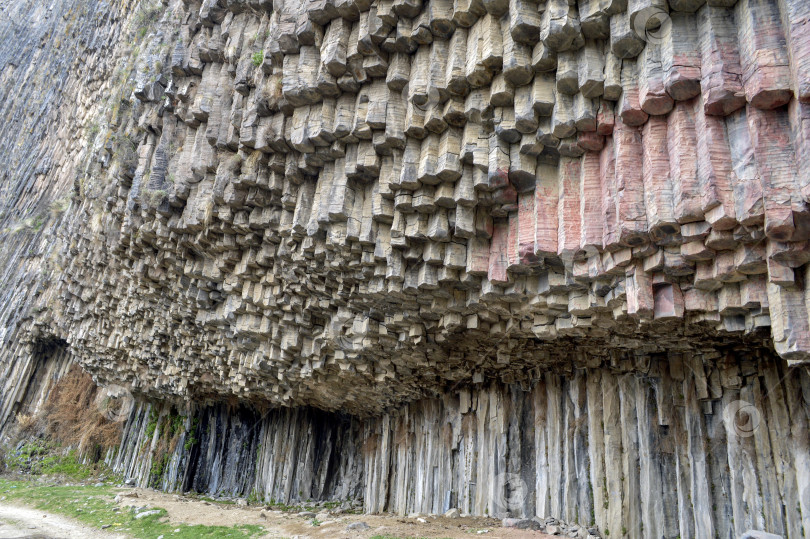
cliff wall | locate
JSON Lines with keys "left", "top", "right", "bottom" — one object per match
{"left": 0, "top": 0, "right": 809, "bottom": 537}
{"left": 101, "top": 350, "right": 810, "bottom": 539}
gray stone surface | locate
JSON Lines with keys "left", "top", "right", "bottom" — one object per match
{"left": 0, "top": 2, "right": 807, "bottom": 539}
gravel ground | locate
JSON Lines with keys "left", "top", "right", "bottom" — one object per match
{"left": 0, "top": 502, "right": 126, "bottom": 539}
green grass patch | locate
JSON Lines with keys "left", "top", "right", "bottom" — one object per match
{"left": 3, "top": 441, "right": 119, "bottom": 482}
{"left": 39, "top": 452, "right": 95, "bottom": 479}
{"left": 0, "top": 478, "right": 265, "bottom": 539}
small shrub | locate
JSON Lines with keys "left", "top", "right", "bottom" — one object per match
{"left": 144, "top": 408, "right": 159, "bottom": 440}
{"left": 149, "top": 452, "right": 170, "bottom": 486}
{"left": 4, "top": 440, "right": 54, "bottom": 474}
{"left": 113, "top": 134, "right": 138, "bottom": 174}
{"left": 14, "top": 413, "right": 40, "bottom": 438}
{"left": 246, "top": 489, "right": 261, "bottom": 505}
{"left": 16, "top": 413, "right": 36, "bottom": 431}
{"left": 251, "top": 51, "right": 264, "bottom": 67}
{"left": 142, "top": 188, "right": 167, "bottom": 207}
{"left": 16, "top": 215, "right": 47, "bottom": 233}
{"left": 49, "top": 196, "right": 71, "bottom": 217}
{"left": 42, "top": 366, "right": 123, "bottom": 456}
{"left": 86, "top": 122, "right": 101, "bottom": 143}
{"left": 183, "top": 417, "right": 199, "bottom": 451}
{"left": 169, "top": 414, "right": 185, "bottom": 437}
{"left": 133, "top": 2, "right": 163, "bottom": 33}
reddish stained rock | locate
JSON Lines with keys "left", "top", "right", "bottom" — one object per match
{"left": 467, "top": 237, "right": 491, "bottom": 276}
{"left": 665, "top": 60, "right": 702, "bottom": 102}
{"left": 557, "top": 156, "right": 582, "bottom": 257}
{"left": 725, "top": 108, "right": 765, "bottom": 226}
{"left": 663, "top": 14, "right": 702, "bottom": 102}
{"left": 698, "top": 5, "right": 747, "bottom": 116}
{"left": 492, "top": 183, "right": 518, "bottom": 206}
{"left": 577, "top": 130, "right": 605, "bottom": 151}
{"left": 619, "top": 59, "right": 651, "bottom": 126}
{"left": 639, "top": 44, "right": 676, "bottom": 116}
{"left": 746, "top": 105, "right": 800, "bottom": 241}
{"left": 534, "top": 163, "right": 559, "bottom": 256}
{"left": 736, "top": 0, "right": 793, "bottom": 109}
{"left": 667, "top": 101, "right": 703, "bottom": 224}
{"left": 653, "top": 282, "right": 685, "bottom": 319}
{"left": 641, "top": 116, "right": 676, "bottom": 241}
{"left": 507, "top": 210, "right": 520, "bottom": 271}
{"left": 599, "top": 136, "right": 620, "bottom": 250}
{"left": 747, "top": 84, "right": 795, "bottom": 110}
{"left": 780, "top": 0, "right": 810, "bottom": 103}
{"left": 488, "top": 164, "right": 511, "bottom": 191}
{"left": 693, "top": 96, "right": 737, "bottom": 230}
{"left": 788, "top": 99, "right": 810, "bottom": 206}
{"left": 596, "top": 99, "right": 615, "bottom": 135}
{"left": 516, "top": 192, "right": 540, "bottom": 266}
{"left": 488, "top": 219, "right": 510, "bottom": 284}
{"left": 613, "top": 119, "right": 648, "bottom": 247}
{"left": 579, "top": 151, "right": 603, "bottom": 252}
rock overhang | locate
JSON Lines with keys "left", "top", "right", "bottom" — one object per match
{"left": 4, "top": 0, "right": 810, "bottom": 418}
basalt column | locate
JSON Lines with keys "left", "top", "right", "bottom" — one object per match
{"left": 0, "top": 0, "right": 809, "bottom": 538}
{"left": 364, "top": 351, "right": 810, "bottom": 539}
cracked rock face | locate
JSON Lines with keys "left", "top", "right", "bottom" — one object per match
{"left": 2, "top": 0, "right": 810, "bottom": 417}
{"left": 3, "top": 0, "right": 810, "bottom": 407}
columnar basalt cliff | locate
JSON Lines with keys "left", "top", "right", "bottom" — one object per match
{"left": 1, "top": 0, "right": 810, "bottom": 537}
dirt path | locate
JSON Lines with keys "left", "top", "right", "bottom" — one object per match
{"left": 0, "top": 502, "right": 126, "bottom": 539}
{"left": 119, "top": 488, "right": 557, "bottom": 539}
{"left": 0, "top": 486, "right": 558, "bottom": 539}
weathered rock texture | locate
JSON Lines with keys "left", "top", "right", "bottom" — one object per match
{"left": 0, "top": 0, "right": 810, "bottom": 536}
{"left": 18, "top": 0, "right": 810, "bottom": 415}
{"left": 113, "top": 402, "right": 365, "bottom": 503}
{"left": 0, "top": 0, "right": 143, "bottom": 432}
{"left": 101, "top": 350, "right": 810, "bottom": 539}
